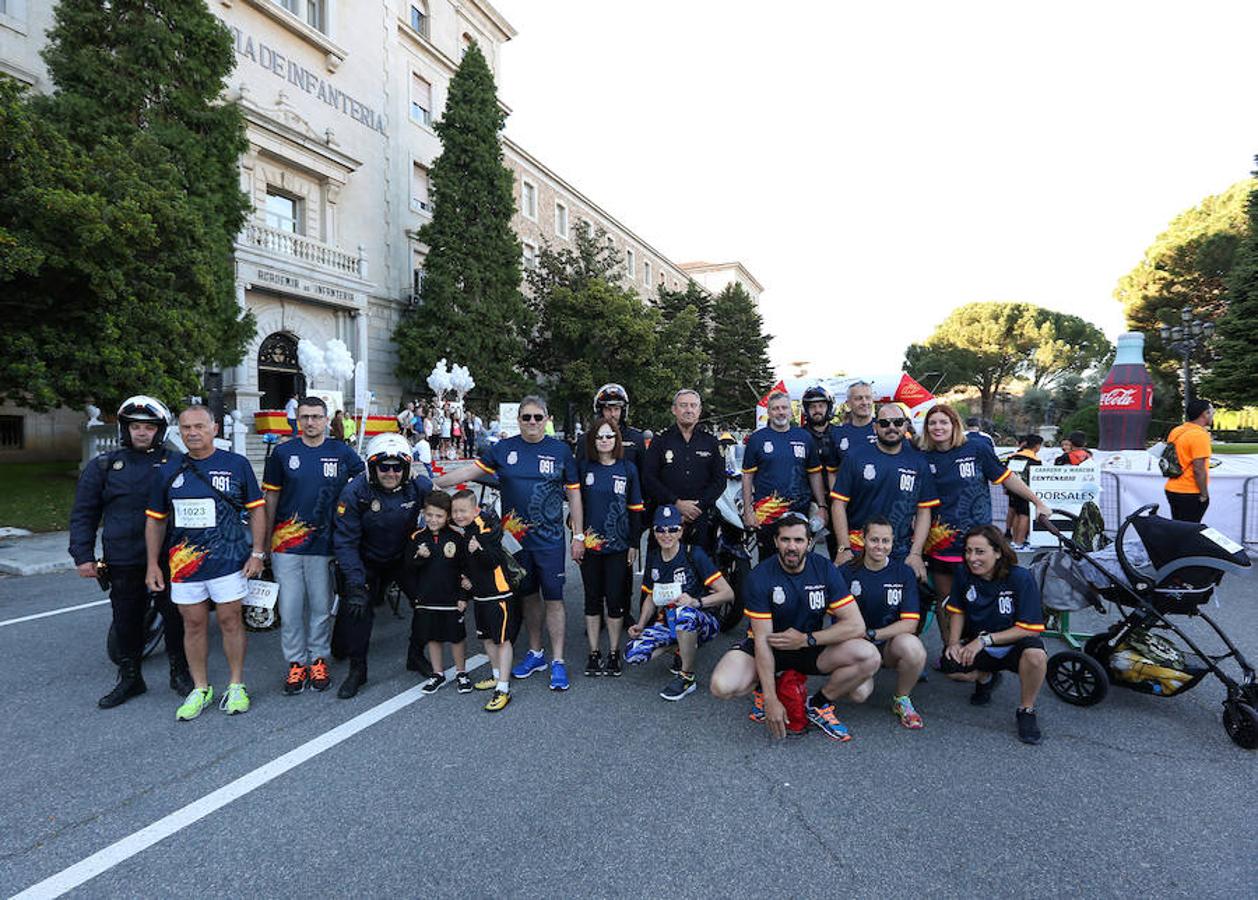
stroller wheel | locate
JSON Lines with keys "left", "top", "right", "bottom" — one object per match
{"left": 1222, "top": 700, "right": 1258, "bottom": 750}
{"left": 1047, "top": 651, "right": 1109, "bottom": 707}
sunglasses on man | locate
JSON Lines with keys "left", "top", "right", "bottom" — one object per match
{"left": 876, "top": 417, "right": 907, "bottom": 428}
{"left": 519, "top": 413, "right": 546, "bottom": 422}
{"left": 376, "top": 462, "right": 405, "bottom": 473}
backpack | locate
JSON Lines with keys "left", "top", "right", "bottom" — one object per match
{"left": 495, "top": 545, "right": 527, "bottom": 592}
{"left": 1158, "top": 440, "right": 1183, "bottom": 478}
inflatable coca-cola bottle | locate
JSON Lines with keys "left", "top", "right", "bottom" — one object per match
{"left": 1097, "top": 332, "right": 1154, "bottom": 450}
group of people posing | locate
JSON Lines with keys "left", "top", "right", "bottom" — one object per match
{"left": 73, "top": 380, "right": 1061, "bottom": 745}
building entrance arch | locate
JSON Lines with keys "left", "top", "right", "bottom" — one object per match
{"left": 257, "top": 331, "right": 307, "bottom": 409}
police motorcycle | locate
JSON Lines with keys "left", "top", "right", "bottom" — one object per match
{"left": 711, "top": 431, "right": 755, "bottom": 631}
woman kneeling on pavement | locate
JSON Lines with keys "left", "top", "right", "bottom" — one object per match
{"left": 940, "top": 524, "right": 1048, "bottom": 744}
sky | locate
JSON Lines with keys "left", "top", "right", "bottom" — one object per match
{"left": 490, "top": 0, "right": 1258, "bottom": 380}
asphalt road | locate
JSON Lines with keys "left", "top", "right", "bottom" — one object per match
{"left": 2, "top": 555, "right": 1256, "bottom": 898}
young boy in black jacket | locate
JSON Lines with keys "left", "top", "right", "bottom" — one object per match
{"left": 451, "top": 490, "right": 518, "bottom": 712}
{"left": 404, "top": 491, "right": 471, "bottom": 694}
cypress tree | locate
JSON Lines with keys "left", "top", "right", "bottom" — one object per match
{"left": 1201, "top": 168, "right": 1258, "bottom": 404}
{"left": 708, "top": 282, "right": 774, "bottom": 426}
{"left": 394, "top": 43, "right": 529, "bottom": 404}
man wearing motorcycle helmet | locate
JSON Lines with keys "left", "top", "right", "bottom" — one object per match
{"left": 71, "top": 395, "right": 192, "bottom": 708}
{"left": 584, "top": 383, "right": 646, "bottom": 469}
{"left": 263, "top": 396, "right": 364, "bottom": 697}
{"left": 331, "top": 433, "right": 433, "bottom": 698}
{"left": 800, "top": 384, "right": 842, "bottom": 558}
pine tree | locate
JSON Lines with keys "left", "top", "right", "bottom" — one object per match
{"left": 1201, "top": 171, "right": 1258, "bottom": 404}
{"left": 0, "top": 0, "right": 252, "bottom": 411}
{"left": 394, "top": 43, "right": 529, "bottom": 404}
{"left": 708, "top": 282, "right": 774, "bottom": 426}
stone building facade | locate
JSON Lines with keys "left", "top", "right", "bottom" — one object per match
{"left": 0, "top": 0, "right": 759, "bottom": 462}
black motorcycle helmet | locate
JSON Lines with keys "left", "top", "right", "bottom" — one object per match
{"left": 800, "top": 385, "right": 834, "bottom": 425}
{"left": 117, "top": 395, "right": 172, "bottom": 449}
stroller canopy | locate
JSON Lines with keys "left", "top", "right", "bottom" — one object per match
{"left": 1129, "top": 517, "right": 1251, "bottom": 588}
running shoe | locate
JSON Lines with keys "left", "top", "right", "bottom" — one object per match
{"left": 484, "top": 690, "right": 511, "bottom": 712}
{"left": 604, "top": 649, "right": 622, "bottom": 677}
{"left": 971, "top": 671, "right": 1002, "bottom": 706}
{"left": 806, "top": 700, "right": 852, "bottom": 742}
{"left": 283, "top": 661, "right": 307, "bottom": 695}
{"left": 1016, "top": 708, "right": 1042, "bottom": 745}
{"left": 892, "top": 695, "right": 924, "bottom": 729}
{"left": 420, "top": 674, "right": 446, "bottom": 695}
{"left": 669, "top": 651, "right": 682, "bottom": 675}
{"left": 512, "top": 650, "right": 546, "bottom": 679}
{"left": 309, "top": 657, "right": 331, "bottom": 692}
{"left": 549, "top": 660, "right": 570, "bottom": 692}
{"left": 175, "top": 686, "right": 214, "bottom": 721}
{"left": 748, "top": 689, "right": 765, "bottom": 723}
{"left": 474, "top": 676, "right": 497, "bottom": 691}
{"left": 455, "top": 672, "right": 473, "bottom": 693}
{"left": 220, "top": 683, "right": 250, "bottom": 715}
{"left": 659, "top": 672, "right": 696, "bottom": 701}
{"left": 585, "top": 651, "right": 604, "bottom": 677}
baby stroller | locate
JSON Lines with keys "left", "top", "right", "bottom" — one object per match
{"left": 1031, "top": 504, "right": 1256, "bottom": 749}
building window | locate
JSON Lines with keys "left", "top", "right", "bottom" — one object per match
{"left": 0, "top": 415, "right": 22, "bottom": 450}
{"left": 274, "top": 0, "right": 326, "bottom": 34}
{"left": 520, "top": 180, "right": 537, "bottom": 220}
{"left": 555, "top": 201, "right": 569, "bottom": 239}
{"left": 410, "top": 73, "right": 432, "bottom": 126}
{"left": 643, "top": 260, "right": 651, "bottom": 285}
{"left": 264, "top": 189, "right": 301, "bottom": 234}
{"left": 411, "top": 163, "right": 432, "bottom": 213}
{"left": 522, "top": 241, "right": 538, "bottom": 270}
{"left": 626, "top": 248, "right": 635, "bottom": 275}
{"left": 409, "top": 3, "right": 428, "bottom": 38}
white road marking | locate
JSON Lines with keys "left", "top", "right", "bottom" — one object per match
{"left": 0, "top": 599, "right": 110, "bottom": 628}
{"left": 12, "top": 654, "right": 489, "bottom": 899}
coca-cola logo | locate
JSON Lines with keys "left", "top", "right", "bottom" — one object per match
{"left": 1100, "top": 386, "right": 1144, "bottom": 410}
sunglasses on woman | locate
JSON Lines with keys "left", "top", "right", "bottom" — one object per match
{"left": 595, "top": 432, "right": 616, "bottom": 440}
{"left": 653, "top": 525, "right": 682, "bottom": 534}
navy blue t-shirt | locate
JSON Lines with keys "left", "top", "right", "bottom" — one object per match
{"left": 745, "top": 554, "right": 853, "bottom": 634}
{"left": 830, "top": 421, "right": 876, "bottom": 467}
{"left": 263, "top": 438, "right": 364, "bottom": 556}
{"left": 841, "top": 559, "right": 921, "bottom": 630}
{"left": 944, "top": 564, "right": 1045, "bottom": 639}
{"left": 476, "top": 435, "right": 579, "bottom": 550}
{"left": 830, "top": 443, "right": 939, "bottom": 558}
{"left": 146, "top": 449, "right": 264, "bottom": 583}
{"left": 641, "top": 545, "right": 721, "bottom": 608}
{"left": 924, "top": 437, "right": 1010, "bottom": 558}
{"left": 743, "top": 425, "right": 822, "bottom": 525}
{"left": 578, "top": 458, "right": 644, "bottom": 554}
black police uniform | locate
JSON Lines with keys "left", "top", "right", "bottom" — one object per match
{"left": 805, "top": 422, "right": 841, "bottom": 557}
{"left": 641, "top": 425, "right": 726, "bottom": 555}
{"left": 69, "top": 445, "right": 186, "bottom": 669}
{"left": 331, "top": 472, "right": 432, "bottom": 666}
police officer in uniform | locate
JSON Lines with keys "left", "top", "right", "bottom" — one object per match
{"left": 641, "top": 389, "right": 726, "bottom": 556}
{"left": 331, "top": 434, "right": 433, "bottom": 698}
{"left": 70, "top": 396, "right": 192, "bottom": 708}
{"left": 800, "top": 385, "right": 842, "bottom": 558}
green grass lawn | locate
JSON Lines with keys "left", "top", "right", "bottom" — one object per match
{"left": 1214, "top": 443, "right": 1258, "bottom": 454}
{"left": 0, "top": 461, "right": 80, "bottom": 532}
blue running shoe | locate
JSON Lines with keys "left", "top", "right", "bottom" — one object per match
{"left": 806, "top": 700, "right": 852, "bottom": 742}
{"left": 549, "top": 660, "right": 570, "bottom": 692}
{"left": 512, "top": 650, "right": 546, "bottom": 679}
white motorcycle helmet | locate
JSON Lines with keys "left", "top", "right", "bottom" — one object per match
{"left": 365, "top": 433, "right": 414, "bottom": 486}
{"left": 117, "top": 395, "right": 172, "bottom": 449}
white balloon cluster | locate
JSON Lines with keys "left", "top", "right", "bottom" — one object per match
{"left": 450, "top": 363, "right": 475, "bottom": 401}
{"left": 427, "top": 358, "right": 452, "bottom": 401}
{"left": 298, "top": 338, "right": 357, "bottom": 387}
{"left": 427, "top": 359, "right": 476, "bottom": 403}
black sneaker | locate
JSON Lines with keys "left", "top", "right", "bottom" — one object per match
{"left": 669, "top": 651, "right": 682, "bottom": 675}
{"left": 659, "top": 672, "right": 697, "bottom": 701}
{"left": 604, "top": 650, "right": 623, "bottom": 677}
{"left": 1016, "top": 708, "right": 1042, "bottom": 744}
{"left": 455, "top": 672, "right": 473, "bottom": 693}
{"left": 283, "top": 661, "right": 307, "bottom": 696}
{"left": 971, "top": 671, "right": 1001, "bottom": 706}
{"left": 420, "top": 673, "right": 446, "bottom": 695}
{"left": 584, "top": 651, "right": 604, "bottom": 677}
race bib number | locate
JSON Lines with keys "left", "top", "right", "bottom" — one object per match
{"left": 653, "top": 581, "right": 682, "bottom": 607}
{"left": 243, "top": 579, "right": 279, "bottom": 610}
{"left": 173, "top": 498, "right": 216, "bottom": 529}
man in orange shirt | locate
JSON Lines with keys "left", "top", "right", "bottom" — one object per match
{"left": 1164, "top": 399, "right": 1213, "bottom": 523}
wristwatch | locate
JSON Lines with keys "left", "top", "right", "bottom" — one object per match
{"left": 806, "top": 632, "right": 817, "bottom": 647}
{"left": 865, "top": 628, "right": 877, "bottom": 642}
{"left": 250, "top": 551, "right": 265, "bottom": 560}
{"left": 980, "top": 632, "right": 994, "bottom": 648}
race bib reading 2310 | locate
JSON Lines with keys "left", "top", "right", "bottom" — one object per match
{"left": 173, "top": 499, "right": 216, "bottom": 529}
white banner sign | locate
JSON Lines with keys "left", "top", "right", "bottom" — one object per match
{"left": 1028, "top": 462, "right": 1101, "bottom": 548}
{"left": 499, "top": 403, "right": 520, "bottom": 438}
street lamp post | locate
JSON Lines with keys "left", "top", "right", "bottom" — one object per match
{"left": 1158, "top": 307, "right": 1214, "bottom": 419}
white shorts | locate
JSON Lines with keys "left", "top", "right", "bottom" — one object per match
{"left": 171, "top": 571, "right": 248, "bottom": 605}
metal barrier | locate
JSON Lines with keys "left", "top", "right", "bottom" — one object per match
{"left": 988, "top": 483, "right": 1010, "bottom": 527}
{"left": 1099, "top": 470, "right": 1122, "bottom": 533}
{"left": 1243, "top": 476, "right": 1258, "bottom": 549}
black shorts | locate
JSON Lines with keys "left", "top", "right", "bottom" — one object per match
{"left": 940, "top": 636, "right": 1045, "bottom": 674}
{"left": 736, "top": 637, "right": 826, "bottom": 676}
{"left": 475, "top": 597, "right": 522, "bottom": 645}
{"left": 412, "top": 607, "right": 467, "bottom": 645}
{"left": 580, "top": 551, "right": 629, "bottom": 617}
{"left": 1009, "top": 496, "right": 1030, "bottom": 516}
